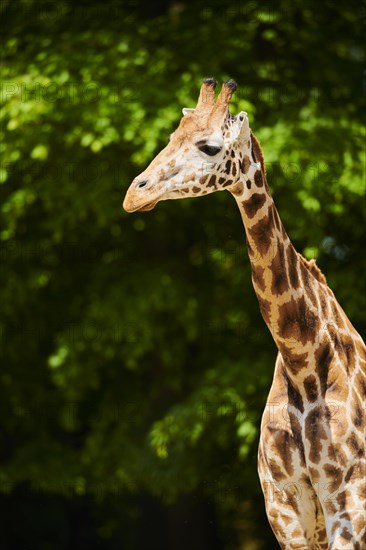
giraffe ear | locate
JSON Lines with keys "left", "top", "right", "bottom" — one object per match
{"left": 182, "top": 108, "right": 195, "bottom": 116}
{"left": 232, "top": 111, "right": 250, "bottom": 142}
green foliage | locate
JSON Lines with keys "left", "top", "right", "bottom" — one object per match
{"left": 0, "top": 0, "right": 364, "bottom": 547}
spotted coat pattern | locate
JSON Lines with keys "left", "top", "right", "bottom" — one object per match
{"left": 123, "top": 79, "right": 366, "bottom": 549}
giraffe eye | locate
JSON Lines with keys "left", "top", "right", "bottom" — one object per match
{"left": 198, "top": 144, "right": 222, "bottom": 156}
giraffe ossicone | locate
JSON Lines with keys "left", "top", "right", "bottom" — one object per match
{"left": 123, "top": 79, "right": 366, "bottom": 549}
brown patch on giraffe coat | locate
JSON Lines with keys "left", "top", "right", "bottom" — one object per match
{"left": 282, "top": 515, "right": 292, "bottom": 526}
{"left": 221, "top": 179, "right": 233, "bottom": 188}
{"left": 343, "top": 338, "right": 356, "bottom": 368}
{"left": 199, "top": 175, "right": 208, "bottom": 184}
{"left": 224, "top": 160, "right": 231, "bottom": 174}
{"left": 241, "top": 193, "right": 266, "bottom": 219}
{"left": 232, "top": 162, "right": 237, "bottom": 177}
{"left": 328, "top": 329, "right": 356, "bottom": 376}
{"left": 352, "top": 402, "right": 364, "bottom": 429}
{"left": 324, "top": 499, "right": 337, "bottom": 516}
{"left": 331, "top": 334, "right": 356, "bottom": 374}
{"left": 299, "top": 261, "right": 317, "bottom": 306}
{"left": 246, "top": 179, "right": 251, "bottom": 189}
{"left": 346, "top": 432, "right": 364, "bottom": 458}
{"left": 278, "top": 295, "right": 319, "bottom": 347}
{"left": 266, "top": 407, "right": 307, "bottom": 470}
{"left": 270, "top": 244, "right": 289, "bottom": 296}
{"left": 251, "top": 265, "right": 266, "bottom": 293}
{"left": 324, "top": 403, "right": 345, "bottom": 435}
{"left": 303, "top": 375, "right": 318, "bottom": 402}
{"left": 266, "top": 457, "right": 287, "bottom": 482}
{"left": 319, "top": 295, "right": 329, "bottom": 319}
{"left": 308, "top": 466, "right": 320, "bottom": 483}
{"left": 281, "top": 350, "right": 309, "bottom": 374}
{"left": 242, "top": 155, "right": 251, "bottom": 173}
{"left": 192, "top": 186, "right": 201, "bottom": 193}
{"left": 300, "top": 472, "right": 313, "bottom": 488}
{"left": 283, "top": 487, "right": 300, "bottom": 514}
{"left": 326, "top": 321, "right": 338, "bottom": 345}
{"left": 254, "top": 170, "right": 264, "bottom": 187}
{"left": 247, "top": 204, "right": 275, "bottom": 256}
{"left": 229, "top": 182, "right": 244, "bottom": 196}
{"left": 290, "top": 413, "right": 306, "bottom": 466}
{"left": 207, "top": 175, "right": 217, "bottom": 188}
{"left": 338, "top": 509, "right": 353, "bottom": 521}
{"left": 282, "top": 370, "right": 304, "bottom": 413}
{"left": 328, "top": 442, "right": 348, "bottom": 467}
{"left": 286, "top": 245, "right": 300, "bottom": 289}
{"left": 267, "top": 426, "right": 296, "bottom": 476}
{"left": 340, "top": 526, "right": 353, "bottom": 542}
{"left": 323, "top": 463, "right": 343, "bottom": 491}
{"left": 314, "top": 342, "right": 333, "bottom": 397}
{"left": 305, "top": 406, "right": 328, "bottom": 463}
{"left": 219, "top": 177, "right": 226, "bottom": 184}
{"left": 291, "top": 527, "right": 305, "bottom": 543}
{"left": 344, "top": 464, "right": 356, "bottom": 483}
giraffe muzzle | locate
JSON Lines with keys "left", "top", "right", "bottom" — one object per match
{"left": 123, "top": 177, "right": 161, "bottom": 212}
{"left": 123, "top": 195, "right": 158, "bottom": 213}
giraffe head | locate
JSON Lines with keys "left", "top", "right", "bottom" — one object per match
{"left": 123, "top": 78, "right": 260, "bottom": 212}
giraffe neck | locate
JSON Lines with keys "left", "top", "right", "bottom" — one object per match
{"left": 228, "top": 135, "right": 337, "bottom": 378}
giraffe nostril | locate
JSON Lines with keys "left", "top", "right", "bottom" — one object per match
{"left": 136, "top": 180, "right": 148, "bottom": 189}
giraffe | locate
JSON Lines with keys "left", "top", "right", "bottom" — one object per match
{"left": 123, "top": 78, "right": 366, "bottom": 549}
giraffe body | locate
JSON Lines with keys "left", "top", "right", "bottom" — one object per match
{"left": 123, "top": 79, "right": 366, "bottom": 548}
{"left": 260, "top": 349, "right": 365, "bottom": 549}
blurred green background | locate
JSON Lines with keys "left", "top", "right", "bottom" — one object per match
{"left": 0, "top": 0, "right": 365, "bottom": 548}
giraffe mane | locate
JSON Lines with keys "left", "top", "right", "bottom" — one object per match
{"left": 300, "top": 256, "right": 327, "bottom": 284}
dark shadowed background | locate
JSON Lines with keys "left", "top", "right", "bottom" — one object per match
{"left": 0, "top": 0, "right": 365, "bottom": 548}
